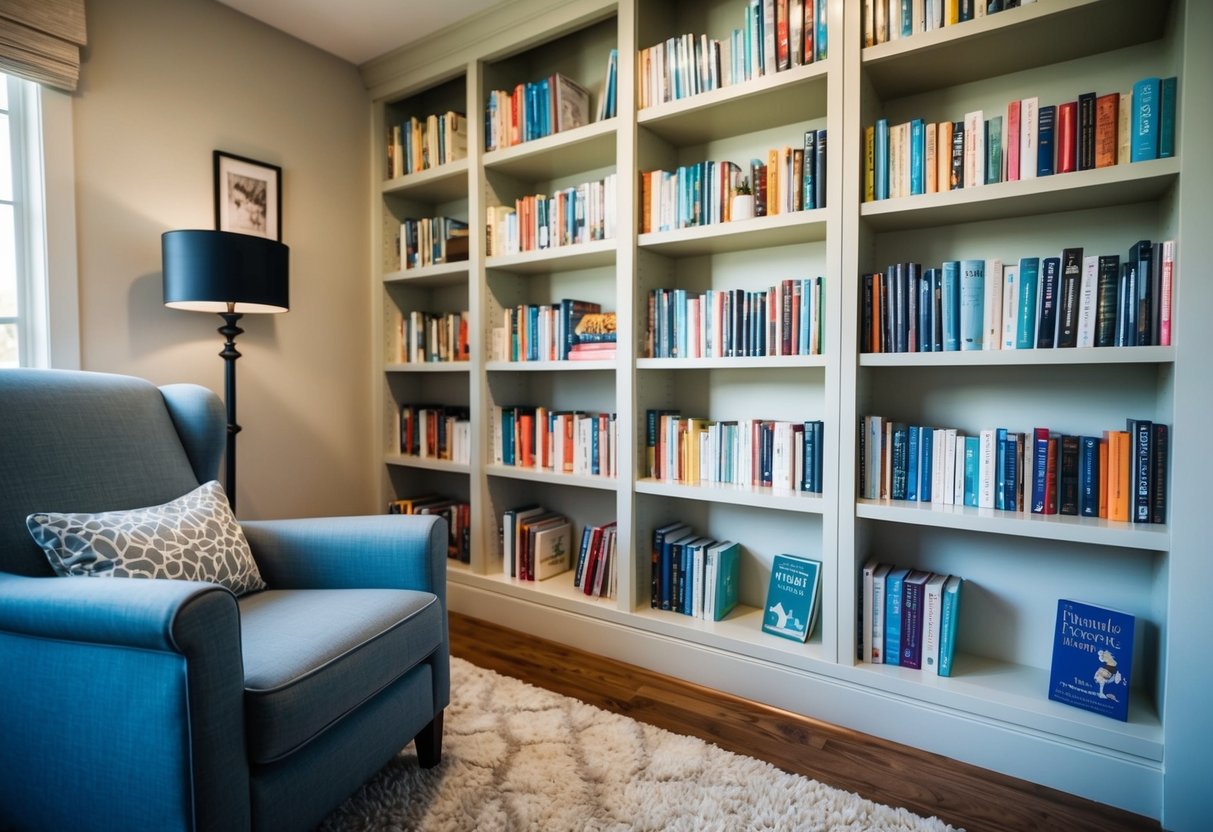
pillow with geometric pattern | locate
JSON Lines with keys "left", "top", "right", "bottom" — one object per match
{"left": 25, "top": 479, "right": 265, "bottom": 596}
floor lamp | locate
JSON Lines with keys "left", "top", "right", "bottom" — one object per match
{"left": 162, "top": 229, "right": 289, "bottom": 511}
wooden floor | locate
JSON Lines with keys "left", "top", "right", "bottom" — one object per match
{"left": 450, "top": 612, "right": 1158, "bottom": 832}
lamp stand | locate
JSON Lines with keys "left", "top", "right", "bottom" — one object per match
{"left": 217, "top": 305, "right": 243, "bottom": 511}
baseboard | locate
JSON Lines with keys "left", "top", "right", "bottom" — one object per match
{"left": 449, "top": 609, "right": 1158, "bottom": 832}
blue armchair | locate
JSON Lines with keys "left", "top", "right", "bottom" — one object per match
{"left": 0, "top": 369, "right": 449, "bottom": 832}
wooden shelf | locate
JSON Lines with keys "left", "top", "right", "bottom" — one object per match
{"left": 483, "top": 119, "right": 617, "bottom": 182}
{"left": 639, "top": 61, "right": 830, "bottom": 146}
{"left": 860, "top": 158, "right": 1180, "bottom": 232}
{"left": 381, "top": 158, "right": 470, "bottom": 203}
{"left": 862, "top": 0, "right": 1172, "bottom": 100}
{"left": 857, "top": 499, "right": 1169, "bottom": 550}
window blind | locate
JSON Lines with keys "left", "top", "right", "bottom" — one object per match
{"left": 0, "top": 0, "right": 86, "bottom": 92}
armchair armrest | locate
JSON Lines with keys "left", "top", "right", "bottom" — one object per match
{"left": 241, "top": 514, "right": 447, "bottom": 599}
{"left": 0, "top": 573, "right": 249, "bottom": 831}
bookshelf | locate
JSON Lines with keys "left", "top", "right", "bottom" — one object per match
{"left": 363, "top": 1, "right": 1212, "bottom": 827}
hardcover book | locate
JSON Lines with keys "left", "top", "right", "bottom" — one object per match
{"left": 937, "top": 575, "right": 963, "bottom": 677}
{"left": 1048, "top": 599, "right": 1135, "bottom": 721}
{"left": 762, "top": 554, "right": 822, "bottom": 642}
{"left": 1131, "top": 77, "right": 1160, "bottom": 162}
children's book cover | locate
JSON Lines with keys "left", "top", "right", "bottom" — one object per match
{"left": 762, "top": 554, "right": 822, "bottom": 642}
{"left": 1048, "top": 598, "right": 1135, "bottom": 721}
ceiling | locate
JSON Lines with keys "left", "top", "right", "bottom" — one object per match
{"left": 217, "top": 0, "right": 515, "bottom": 65}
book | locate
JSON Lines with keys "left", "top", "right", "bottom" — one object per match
{"left": 1056, "top": 100, "right": 1077, "bottom": 174}
{"left": 532, "top": 518, "right": 573, "bottom": 580}
{"left": 1130, "top": 77, "right": 1160, "bottom": 162}
{"left": 899, "top": 570, "right": 932, "bottom": 669}
{"left": 1015, "top": 257, "right": 1040, "bottom": 349}
{"left": 762, "top": 554, "right": 822, "bottom": 642}
{"left": 1077, "top": 91, "right": 1096, "bottom": 171}
{"left": 884, "top": 567, "right": 911, "bottom": 666}
{"left": 869, "top": 562, "right": 892, "bottom": 663}
{"left": 1048, "top": 599, "right": 1135, "bottom": 721}
{"left": 937, "top": 575, "right": 963, "bottom": 677}
{"left": 705, "top": 540, "right": 741, "bottom": 621}
{"left": 1036, "top": 104, "right": 1055, "bottom": 177}
{"left": 1159, "top": 76, "right": 1177, "bottom": 158}
{"left": 922, "top": 573, "right": 949, "bottom": 673}
{"left": 959, "top": 259, "right": 984, "bottom": 350}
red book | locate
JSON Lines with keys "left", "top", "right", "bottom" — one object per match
{"left": 1057, "top": 101, "right": 1078, "bottom": 174}
{"left": 1095, "top": 93, "right": 1119, "bottom": 168}
{"left": 1006, "top": 99, "right": 1021, "bottom": 181}
{"left": 1044, "top": 436, "right": 1059, "bottom": 514}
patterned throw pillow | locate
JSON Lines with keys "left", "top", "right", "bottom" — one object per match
{"left": 25, "top": 480, "right": 266, "bottom": 596}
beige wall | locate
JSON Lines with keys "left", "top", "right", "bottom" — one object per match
{"left": 73, "top": 0, "right": 374, "bottom": 518}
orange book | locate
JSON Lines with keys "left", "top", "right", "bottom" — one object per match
{"left": 767, "top": 148, "right": 780, "bottom": 215}
{"left": 936, "top": 122, "right": 953, "bottom": 193}
{"left": 871, "top": 273, "right": 883, "bottom": 352}
{"left": 1095, "top": 92, "right": 1119, "bottom": 168}
{"left": 1107, "top": 430, "right": 1131, "bottom": 521}
{"left": 1098, "top": 434, "right": 1109, "bottom": 518}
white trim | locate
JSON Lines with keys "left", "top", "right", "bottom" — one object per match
{"left": 39, "top": 85, "right": 79, "bottom": 369}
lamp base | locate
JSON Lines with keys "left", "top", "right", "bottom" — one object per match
{"left": 218, "top": 310, "right": 243, "bottom": 510}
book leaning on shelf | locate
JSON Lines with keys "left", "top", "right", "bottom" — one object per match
{"left": 762, "top": 554, "right": 822, "bottom": 642}
{"left": 861, "top": 559, "right": 963, "bottom": 677}
{"left": 649, "top": 521, "right": 740, "bottom": 621}
{"left": 863, "top": 76, "right": 1177, "bottom": 202}
{"left": 499, "top": 504, "right": 571, "bottom": 582}
{"left": 860, "top": 238, "right": 1175, "bottom": 354}
{"left": 485, "top": 72, "right": 591, "bottom": 151}
{"left": 858, "top": 414, "right": 1169, "bottom": 523}
{"left": 637, "top": 0, "right": 827, "bottom": 109}
{"left": 1048, "top": 598, "right": 1135, "bottom": 721}
{"left": 647, "top": 410, "right": 825, "bottom": 494}
{"left": 386, "top": 110, "right": 467, "bottom": 179}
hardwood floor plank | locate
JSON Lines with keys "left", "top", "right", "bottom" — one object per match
{"left": 449, "top": 611, "right": 1158, "bottom": 832}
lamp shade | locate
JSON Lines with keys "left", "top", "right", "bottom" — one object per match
{"left": 162, "top": 229, "right": 289, "bottom": 313}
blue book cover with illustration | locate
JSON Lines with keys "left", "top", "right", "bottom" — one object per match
{"left": 762, "top": 554, "right": 822, "bottom": 642}
{"left": 1048, "top": 599, "right": 1135, "bottom": 721}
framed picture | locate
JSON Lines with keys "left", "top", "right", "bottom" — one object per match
{"left": 214, "top": 150, "right": 281, "bottom": 240}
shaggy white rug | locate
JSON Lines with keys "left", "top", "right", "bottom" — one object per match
{"left": 320, "top": 657, "right": 959, "bottom": 831}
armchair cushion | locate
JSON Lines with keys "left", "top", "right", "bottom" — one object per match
{"left": 25, "top": 480, "right": 266, "bottom": 596}
{"left": 239, "top": 588, "right": 444, "bottom": 764}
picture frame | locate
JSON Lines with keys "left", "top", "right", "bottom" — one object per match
{"left": 214, "top": 150, "right": 281, "bottom": 240}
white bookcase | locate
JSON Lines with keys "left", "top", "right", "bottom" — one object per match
{"left": 363, "top": 1, "right": 1212, "bottom": 827}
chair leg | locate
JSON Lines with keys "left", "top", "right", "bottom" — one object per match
{"left": 415, "top": 710, "right": 444, "bottom": 768}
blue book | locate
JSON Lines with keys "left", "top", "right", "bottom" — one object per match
{"left": 916, "top": 265, "right": 932, "bottom": 352}
{"left": 762, "top": 554, "right": 822, "bottom": 642}
{"left": 986, "top": 115, "right": 1003, "bottom": 184}
{"left": 1159, "top": 76, "right": 1177, "bottom": 158}
{"left": 1031, "top": 429, "right": 1050, "bottom": 514}
{"left": 1036, "top": 256, "right": 1061, "bottom": 348}
{"left": 891, "top": 423, "right": 908, "bottom": 500}
{"left": 942, "top": 261, "right": 961, "bottom": 351}
{"left": 906, "top": 426, "right": 920, "bottom": 502}
{"left": 919, "top": 427, "right": 934, "bottom": 502}
{"left": 910, "top": 118, "right": 925, "bottom": 195}
{"left": 995, "top": 427, "right": 1008, "bottom": 510}
{"left": 959, "top": 259, "right": 985, "bottom": 350}
{"left": 937, "top": 575, "right": 963, "bottom": 677}
{"left": 1079, "top": 435, "right": 1100, "bottom": 517}
{"left": 707, "top": 540, "right": 741, "bottom": 621}
{"left": 875, "top": 118, "right": 890, "bottom": 200}
{"left": 1037, "top": 104, "right": 1056, "bottom": 176}
{"left": 1003, "top": 433, "right": 1019, "bottom": 512}
{"left": 1131, "top": 77, "right": 1161, "bottom": 162}
{"left": 963, "top": 436, "right": 980, "bottom": 507}
{"left": 1015, "top": 257, "right": 1040, "bottom": 349}
{"left": 815, "top": 0, "right": 828, "bottom": 61}
{"left": 884, "top": 567, "right": 910, "bottom": 667}
{"left": 1048, "top": 599, "right": 1135, "bottom": 721}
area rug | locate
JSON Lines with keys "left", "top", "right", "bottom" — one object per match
{"left": 319, "top": 657, "right": 958, "bottom": 831}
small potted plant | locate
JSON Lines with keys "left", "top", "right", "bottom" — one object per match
{"left": 731, "top": 177, "right": 754, "bottom": 221}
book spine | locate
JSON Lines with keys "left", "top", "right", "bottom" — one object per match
{"left": 1036, "top": 104, "right": 1056, "bottom": 176}
{"left": 1129, "top": 419, "right": 1153, "bottom": 523}
{"left": 901, "top": 578, "right": 926, "bottom": 669}
{"left": 1150, "top": 423, "right": 1168, "bottom": 524}
{"left": 1131, "top": 77, "right": 1161, "bottom": 162}
{"left": 1035, "top": 256, "right": 1060, "bottom": 349}
{"left": 1159, "top": 76, "right": 1177, "bottom": 158}
{"left": 1056, "top": 100, "right": 1077, "bottom": 174}
{"left": 884, "top": 571, "right": 905, "bottom": 667}
{"left": 942, "top": 260, "right": 961, "bottom": 351}
{"left": 1078, "top": 435, "right": 1100, "bottom": 517}
{"left": 1077, "top": 92, "right": 1096, "bottom": 170}
{"left": 937, "top": 579, "right": 961, "bottom": 677}
{"left": 1015, "top": 257, "right": 1040, "bottom": 349}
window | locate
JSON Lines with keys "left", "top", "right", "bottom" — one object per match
{"left": 0, "top": 71, "right": 77, "bottom": 369}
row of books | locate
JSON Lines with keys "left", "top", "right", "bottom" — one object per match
{"left": 493, "top": 299, "right": 615, "bottom": 363}
{"left": 646, "top": 410, "right": 826, "bottom": 494}
{"left": 399, "top": 216, "right": 469, "bottom": 270}
{"left": 863, "top": 0, "right": 1036, "bottom": 49}
{"left": 398, "top": 404, "right": 471, "bottom": 463}
{"left": 485, "top": 72, "right": 591, "bottom": 151}
{"left": 861, "top": 240, "right": 1175, "bottom": 354}
{"left": 574, "top": 520, "right": 617, "bottom": 598}
{"left": 858, "top": 415, "right": 1169, "bottom": 523}
{"left": 646, "top": 279, "right": 825, "bottom": 359}
{"left": 485, "top": 173, "right": 617, "bottom": 256}
{"left": 861, "top": 562, "right": 964, "bottom": 676}
{"left": 649, "top": 521, "right": 741, "bottom": 620}
{"left": 387, "top": 494, "right": 471, "bottom": 563}
{"left": 385, "top": 110, "right": 468, "bottom": 179}
{"left": 500, "top": 504, "right": 573, "bottom": 582}
{"left": 864, "top": 77, "right": 1177, "bottom": 201}
{"left": 637, "top": 0, "right": 828, "bottom": 110}
{"left": 492, "top": 406, "right": 618, "bottom": 479}
{"left": 396, "top": 310, "right": 469, "bottom": 364}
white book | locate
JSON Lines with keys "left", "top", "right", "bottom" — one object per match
{"left": 899, "top": 122, "right": 912, "bottom": 198}
{"left": 931, "top": 429, "right": 950, "bottom": 509}
{"left": 1001, "top": 264, "right": 1020, "bottom": 349}
{"left": 922, "top": 573, "right": 949, "bottom": 673}
{"left": 963, "top": 110, "right": 984, "bottom": 188}
{"left": 1076, "top": 255, "right": 1099, "bottom": 348}
{"left": 978, "top": 429, "right": 997, "bottom": 509}
{"left": 913, "top": 0, "right": 925, "bottom": 34}
{"left": 533, "top": 521, "right": 572, "bottom": 580}
{"left": 943, "top": 428, "right": 958, "bottom": 505}
{"left": 983, "top": 258, "right": 1003, "bottom": 349}
{"left": 889, "top": 0, "right": 901, "bottom": 40}
{"left": 704, "top": 544, "right": 717, "bottom": 620}
{"left": 867, "top": 415, "right": 884, "bottom": 500}
{"left": 862, "top": 559, "right": 879, "bottom": 662}
{"left": 1020, "top": 97, "right": 1039, "bottom": 181}
{"left": 952, "top": 433, "right": 965, "bottom": 506}
{"left": 870, "top": 563, "right": 892, "bottom": 663}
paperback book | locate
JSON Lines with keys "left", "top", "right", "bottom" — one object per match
{"left": 1048, "top": 598, "right": 1135, "bottom": 721}
{"left": 762, "top": 554, "right": 822, "bottom": 642}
